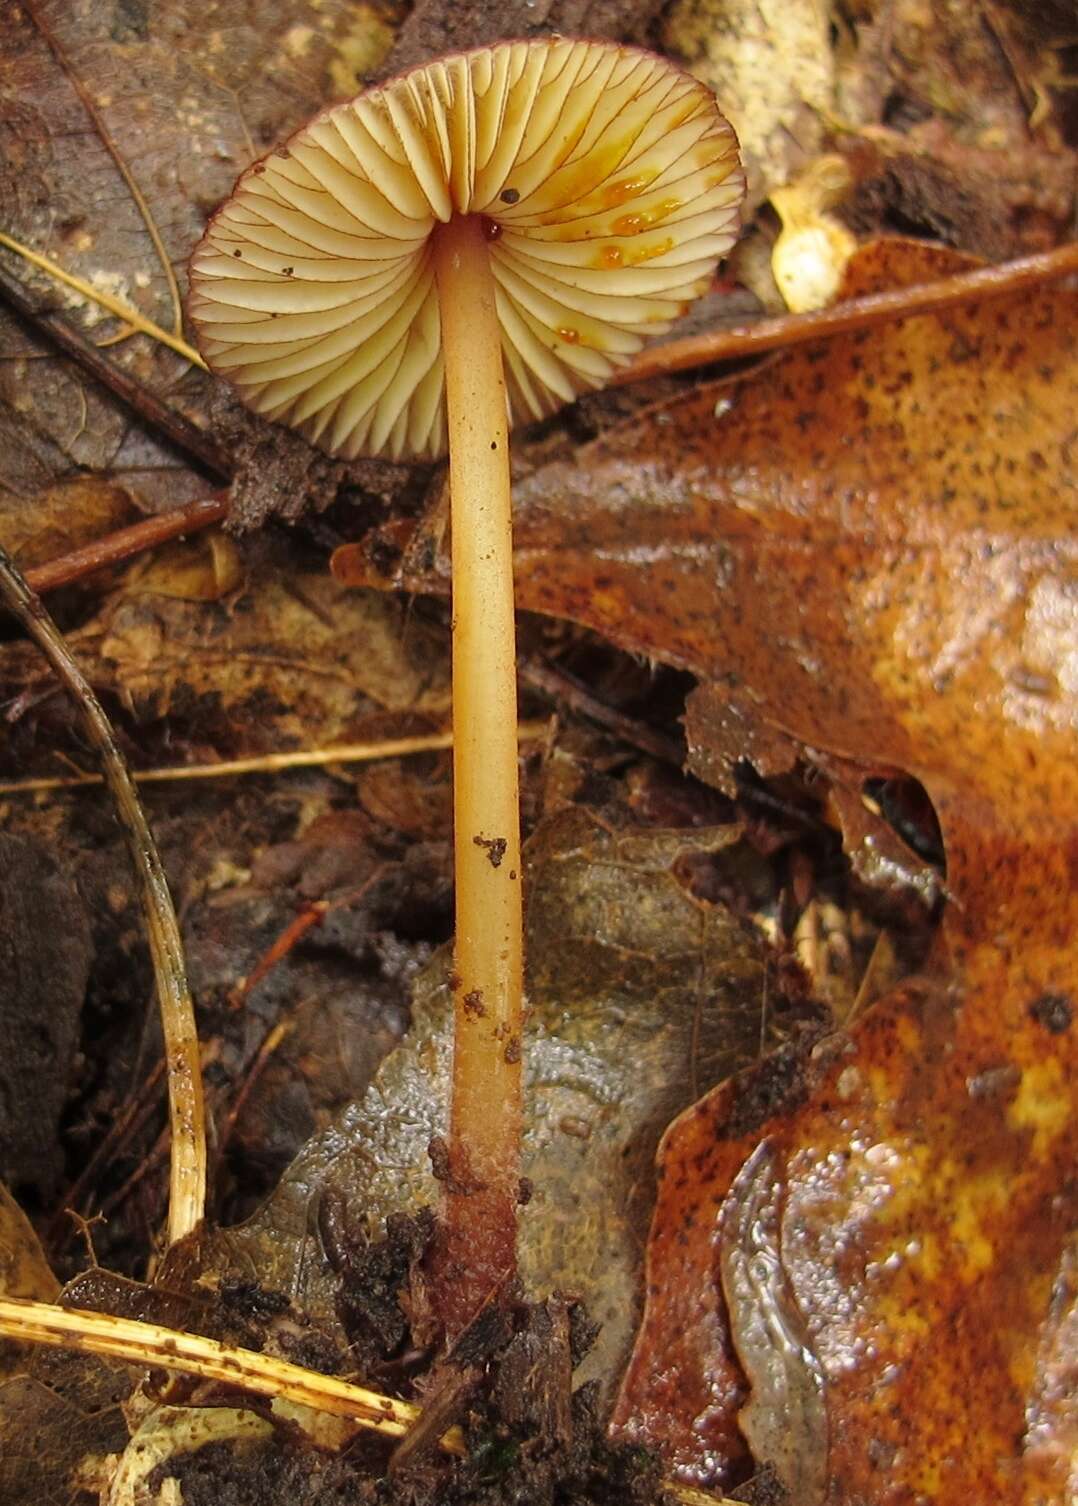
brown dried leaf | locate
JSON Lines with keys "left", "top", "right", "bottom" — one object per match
{"left": 0, "top": 1352, "right": 130, "bottom": 1506}
{"left": 339, "top": 240, "right": 1078, "bottom": 1496}
{"left": 0, "top": 477, "right": 136, "bottom": 571}
{"left": 0, "top": 1185, "right": 58, "bottom": 1308}
{"left": 0, "top": 556, "right": 450, "bottom": 761}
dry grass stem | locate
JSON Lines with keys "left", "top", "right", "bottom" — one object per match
{"left": 0, "top": 1294, "right": 461, "bottom": 1450}
{"left": 0, "top": 722, "right": 550, "bottom": 795}
{"left": 0, "top": 547, "right": 206, "bottom": 1244}
{"left": 0, "top": 228, "right": 206, "bottom": 366}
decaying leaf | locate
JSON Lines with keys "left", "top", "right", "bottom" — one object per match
{"left": 0, "top": 556, "right": 449, "bottom": 766}
{"left": 0, "top": 1348, "right": 131, "bottom": 1506}
{"left": 0, "top": 476, "right": 136, "bottom": 571}
{"left": 0, "top": 1184, "right": 58, "bottom": 1308}
{"left": 207, "top": 807, "right": 798, "bottom": 1399}
{"left": 336, "top": 239, "right": 1077, "bottom": 1495}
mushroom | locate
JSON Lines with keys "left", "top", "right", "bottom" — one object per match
{"left": 188, "top": 36, "right": 744, "bottom": 1331}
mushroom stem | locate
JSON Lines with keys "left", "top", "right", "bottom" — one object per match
{"left": 431, "top": 213, "right": 524, "bottom": 1331}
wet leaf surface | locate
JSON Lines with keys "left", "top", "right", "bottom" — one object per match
{"left": 340, "top": 240, "right": 1078, "bottom": 1496}
{"left": 207, "top": 807, "right": 799, "bottom": 1402}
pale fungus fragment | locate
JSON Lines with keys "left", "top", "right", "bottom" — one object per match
{"left": 770, "top": 154, "right": 857, "bottom": 313}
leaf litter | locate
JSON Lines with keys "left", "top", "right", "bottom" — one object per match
{"left": 336, "top": 235, "right": 1078, "bottom": 1497}
{"left": 0, "top": 0, "right": 1076, "bottom": 1501}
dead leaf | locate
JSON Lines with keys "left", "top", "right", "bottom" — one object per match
{"left": 0, "top": 1351, "right": 131, "bottom": 1506}
{"left": 614, "top": 955, "right": 1078, "bottom": 1499}
{"left": 338, "top": 239, "right": 1077, "bottom": 1495}
{"left": 0, "top": 1185, "right": 58, "bottom": 1307}
{"left": 0, "top": 476, "right": 136, "bottom": 571}
{"left": 122, "top": 530, "right": 243, "bottom": 603}
{"left": 206, "top": 807, "right": 796, "bottom": 1402}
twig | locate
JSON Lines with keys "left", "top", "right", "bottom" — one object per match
{"left": 0, "top": 722, "right": 550, "bottom": 796}
{"left": 0, "top": 262, "right": 229, "bottom": 477}
{"left": 0, "top": 229, "right": 205, "bottom": 367}
{"left": 617, "top": 241, "right": 1078, "bottom": 385}
{"left": 521, "top": 659, "right": 684, "bottom": 766}
{"left": 229, "top": 868, "right": 388, "bottom": 1009}
{"left": 21, "top": 495, "right": 229, "bottom": 595}
{"left": 0, "top": 1294, "right": 459, "bottom": 1450}
{"left": 46, "top": 1058, "right": 166, "bottom": 1248}
{"left": 217, "top": 1019, "right": 293, "bottom": 1155}
{"left": 0, "top": 546, "right": 206, "bottom": 1246}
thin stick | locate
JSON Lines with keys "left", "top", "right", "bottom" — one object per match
{"left": 616, "top": 241, "right": 1078, "bottom": 386}
{"left": 431, "top": 214, "right": 524, "bottom": 1334}
{"left": 46, "top": 1059, "right": 166, "bottom": 1247}
{"left": 521, "top": 659, "right": 684, "bottom": 766}
{"left": 217, "top": 1019, "right": 293, "bottom": 1154}
{"left": 21, "top": 495, "right": 229, "bottom": 596}
{"left": 0, "top": 229, "right": 206, "bottom": 367}
{"left": 0, "top": 722, "right": 550, "bottom": 796}
{"left": 0, "top": 548, "right": 206, "bottom": 1246}
{"left": 0, "top": 1295, "right": 460, "bottom": 1450}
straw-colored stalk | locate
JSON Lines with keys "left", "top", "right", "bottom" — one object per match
{"left": 430, "top": 213, "right": 524, "bottom": 1333}
{"left": 0, "top": 1294, "right": 458, "bottom": 1449}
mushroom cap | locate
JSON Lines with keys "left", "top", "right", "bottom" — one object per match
{"left": 189, "top": 38, "right": 745, "bottom": 462}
